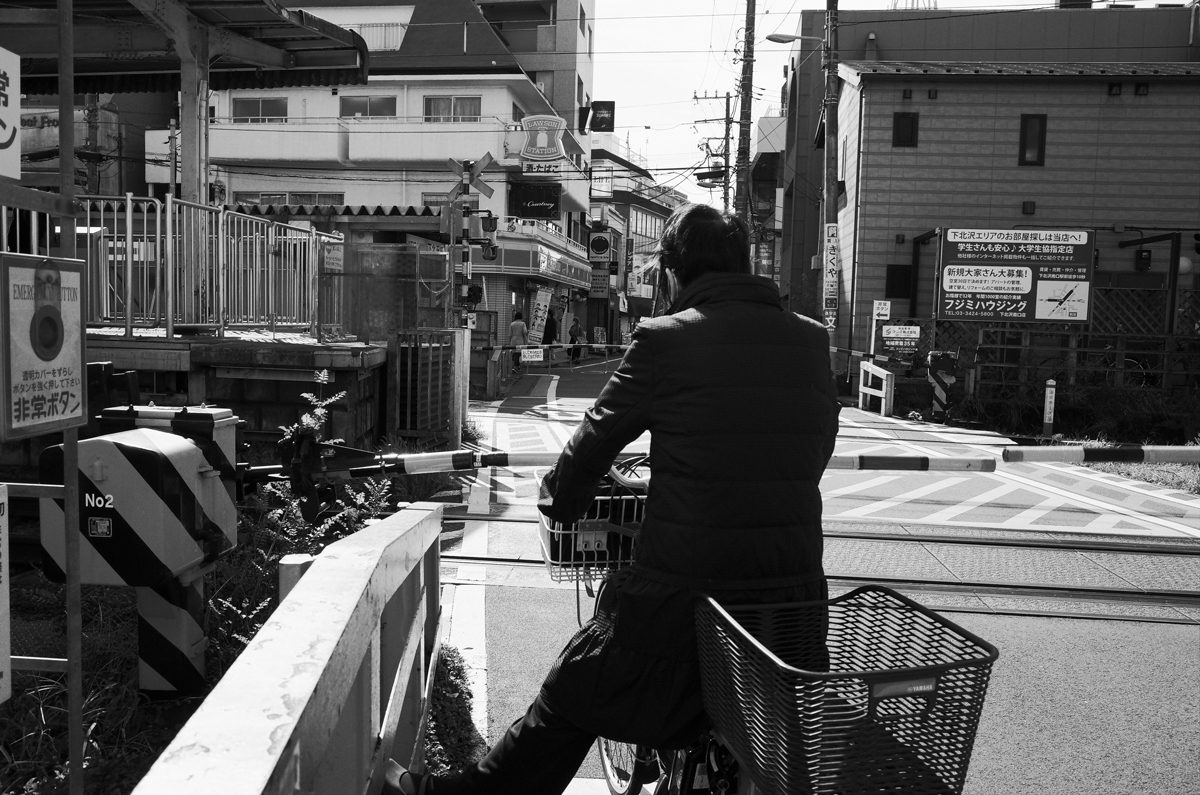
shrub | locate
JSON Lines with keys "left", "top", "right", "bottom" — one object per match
{"left": 423, "top": 646, "right": 487, "bottom": 776}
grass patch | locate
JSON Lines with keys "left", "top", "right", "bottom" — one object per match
{"left": 423, "top": 646, "right": 486, "bottom": 776}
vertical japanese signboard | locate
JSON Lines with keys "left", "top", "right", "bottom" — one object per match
{"left": 2, "top": 254, "right": 87, "bottom": 440}
{"left": 938, "top": 229, "right": 1094, "bottom": 323}
{"left": 0, "top": 46, "right": 18, "bottom": 181}
{"left": 823, "top": 223, "right": 840, "bottom": 328}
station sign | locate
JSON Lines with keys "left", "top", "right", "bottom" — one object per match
{"left": 0, "top": 46, "right": 19, "bottom": 181}
{"left": 1, "top": 254, "right": 87, "bottom": 441}
{"left": 938, "top": 229, "right": 1094, "bottom": 323}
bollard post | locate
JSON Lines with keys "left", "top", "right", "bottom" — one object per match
{"left": 1043, "top": 379, "right": 1056, "bottom": 438}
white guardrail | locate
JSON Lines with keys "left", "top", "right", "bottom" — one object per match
{"left": 133, "top": 503, "right": 443, "bottom": 795}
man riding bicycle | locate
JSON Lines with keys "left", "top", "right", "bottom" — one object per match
{"left": 387, "top": 203, "right": 841, "bottom": 795}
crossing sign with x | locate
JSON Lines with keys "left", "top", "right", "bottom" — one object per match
{"left": 447, "top": 153, "right": 495, "bottom": 200}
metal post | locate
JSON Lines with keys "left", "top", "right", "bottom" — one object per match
{"left": 734, "top": 0, "right": 756, "bottom": 223}
{"left": 168, "top": 119, "right": 177, "bottom": 197}
{"left": 165, "top": 193, "right": 175, "bottom": 337}
{"left": 823, "top": 0, "right": 840, "bottom": 338}
{"left": 57, "top": 4, "right": 83, "bottom": 793}
{"left": 124, "top": 192, "right": 134, "bottom": 337}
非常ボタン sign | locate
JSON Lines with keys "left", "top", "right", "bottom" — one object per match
{"left": 1, "top": 254, "right": 87, "bottom": 440}
{"left": 0, "top": 46, "right": 20, "bottom": 181}
{"left": 938, "top": 229, "right": 1094, "bottom": 323}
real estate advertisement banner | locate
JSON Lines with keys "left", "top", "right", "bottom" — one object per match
{"left": 938, "top": 229, "right": 1094, "bottom": 323}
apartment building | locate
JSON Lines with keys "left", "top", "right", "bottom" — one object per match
{"left": 770, "top": 5, "right": 1200, "bottom": 362}
{"left": 145, "top": 0, "right": 599, "bottom": 337}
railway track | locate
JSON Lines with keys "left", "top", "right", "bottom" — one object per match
{"left": 440, "top": 509, "right": 1200, "bottom": 625}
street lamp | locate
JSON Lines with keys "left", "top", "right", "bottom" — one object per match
{"left": 765, "top": 33, "right": 824, "bottom": 44}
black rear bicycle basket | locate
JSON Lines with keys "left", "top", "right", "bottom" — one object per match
{"left": 696, "top": 586, "right": 999, "bottom": 795}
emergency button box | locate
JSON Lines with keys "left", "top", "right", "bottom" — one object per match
{"left": 40, "top": 426, "right": 238, "bottom": 586}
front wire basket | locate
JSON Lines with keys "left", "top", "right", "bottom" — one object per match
{"left": 538, "top": 459, "right": 647, "bottom": 583}
{"left": 696, "top": 585, "right": 1000, "bottom": 795}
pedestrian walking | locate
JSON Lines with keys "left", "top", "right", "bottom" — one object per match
{"left": 509, "top": 311, "right": 528, "bottom": 372}
{"left": 544, "top": 310, "right": 559, "bottom": 367}
{"left": 568, "top": 317, "right": 584, "bottom": 365}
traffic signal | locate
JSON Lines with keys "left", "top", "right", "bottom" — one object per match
{"left": 481, "top": 215, "right": 498, "bottom": 260}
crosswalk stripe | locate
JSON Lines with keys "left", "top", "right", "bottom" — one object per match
{"left": 833, "top": 478, "right": 968, "bottom": 518}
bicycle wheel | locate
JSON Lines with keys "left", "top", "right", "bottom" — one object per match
{"left": 598, "top": 739, "right": 654, "bottom": 795}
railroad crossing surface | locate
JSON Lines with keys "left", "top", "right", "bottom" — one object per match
{"left": 437, "top": 366, "right": 1199, "bottom": 794}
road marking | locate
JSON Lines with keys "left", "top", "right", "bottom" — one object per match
{"left": 1000, "top": 494, "right": 1068, "bottom": 529}
{"left": 833, "top": 477, "right": 968, "bottom": 517}
{"left": 919, "top": 479, "right": 1025, "bottom": 524}
{"left": 993, "top": 468, "right": 1200, "bottom": 538}
{"left": 821, "top": 475, "right": 900, "bottom": 497}
{"left": 447, "top": 578, "right": 488, "bottom": 740}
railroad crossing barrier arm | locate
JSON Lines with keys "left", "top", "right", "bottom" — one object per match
{"left": 1003, "top": 446, "right": 1200, "bottom": 465}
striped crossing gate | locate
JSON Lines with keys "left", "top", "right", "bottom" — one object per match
{"left": 927, "top": 351, "right": 959, "bottom": 421}
{"left": 39, "top": 407, "right": 239, "bottom": 694}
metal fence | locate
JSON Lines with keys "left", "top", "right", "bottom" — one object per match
{"left": 3, "top": 193, "right": 345, "bottom": 337}
{"left": 388, "top": 329, "right": 469, "bottom": 446}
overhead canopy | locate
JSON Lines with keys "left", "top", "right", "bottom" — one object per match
{"left": 0, "top": 0, "right": 369, "bottom": 94}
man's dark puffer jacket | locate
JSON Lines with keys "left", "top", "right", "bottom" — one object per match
{"left": 538, "top": 271, "right": 841, "bottom": 747}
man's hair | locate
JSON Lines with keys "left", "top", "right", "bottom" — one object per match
{"left": 659, "top": 203, "right": 750, "bottom": 286}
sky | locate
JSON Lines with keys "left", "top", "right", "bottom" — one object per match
{"left": 590, "top": 0, "right": 1181, "bottom": 206}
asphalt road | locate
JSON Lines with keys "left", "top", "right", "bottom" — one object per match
{"left": 438, "top": 361, "right": 1200, "bottom": 793}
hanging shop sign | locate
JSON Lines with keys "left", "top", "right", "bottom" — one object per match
{"left": 521, "top": 115, "right": 567, "bottom": 161}
{"left": 591, "top": 166, "right": 614, "bottom": 198}
{"left": 822, "top": 223, "right": 840, "bottom": 327}
{"left": 937, "top": 229, "right": 1094, "bottom": 323}
{"left": 509, "top": 183, "right": 562, "bottom": 219}
{"left": 1, "top": 254, "right": 87, "bottom": 441}
{"left": 0, "top": 47, "right": 19, "bottom": 181}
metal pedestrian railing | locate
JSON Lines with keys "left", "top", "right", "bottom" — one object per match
{"left": 68, "top": 193, "right": 343, "bottom": 337}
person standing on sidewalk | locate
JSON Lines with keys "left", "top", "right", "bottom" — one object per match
{"left": 508, "top": 311, "right": 528, "bottom": 373}
{"left": 385, "top": 203, "right": 840, "bottom": 795}
{"left": 568, "top": 317, "right": 584, "bottom": 366}
{"left": 544, "top": 309, "right": 558, "bottom": 368}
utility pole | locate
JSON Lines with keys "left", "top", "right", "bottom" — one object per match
{"left": 724, "top": 91, "right": 732, "bottom": 213}
{"left": 734, "top": 0, "right": 756, "bottom": 224}
{"left": 822, "top": 0, "right": 840, "bottom": 331}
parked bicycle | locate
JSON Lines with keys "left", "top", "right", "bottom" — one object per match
{"left": 539, "top": 459, "right": 1000, "bottom": 795}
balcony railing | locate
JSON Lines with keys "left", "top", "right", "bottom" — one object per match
{"left": 496, "top": 216, "right": 587, "bottom": 258}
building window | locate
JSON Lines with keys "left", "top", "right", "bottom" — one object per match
{"left": 588, "top": 25, "right": 593, "bottom": 56}
{"left": 231, "top": 98, "right": 288, "bottom": 123}
{"left": 1018, "top": 114, "right": 1047, "bottom": 166}
{"left": 512, "top": 103, "right": 525, "bottom": 123}
{"left": 423, "top": 96, "right": 482, "bottom": 123}
{"left": 232, "top": 192, "right": 344, "bottom": 205}
{"left": 339, "top": 96, "right": 397, "bottom": 118}
{"left": 421, "top": 193, "right": 480, "bottom": 209}
{"left": 885, "top": 263, "right": 913, "bottom": 299}
{"left": 892, "top": 112, "right": 918, "bottom": 147}
{"left": 579, "top": 3, "right": 586, "bottom": 34}
{"left": 577, "top": 77, "right": 585, "bottom": 109}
